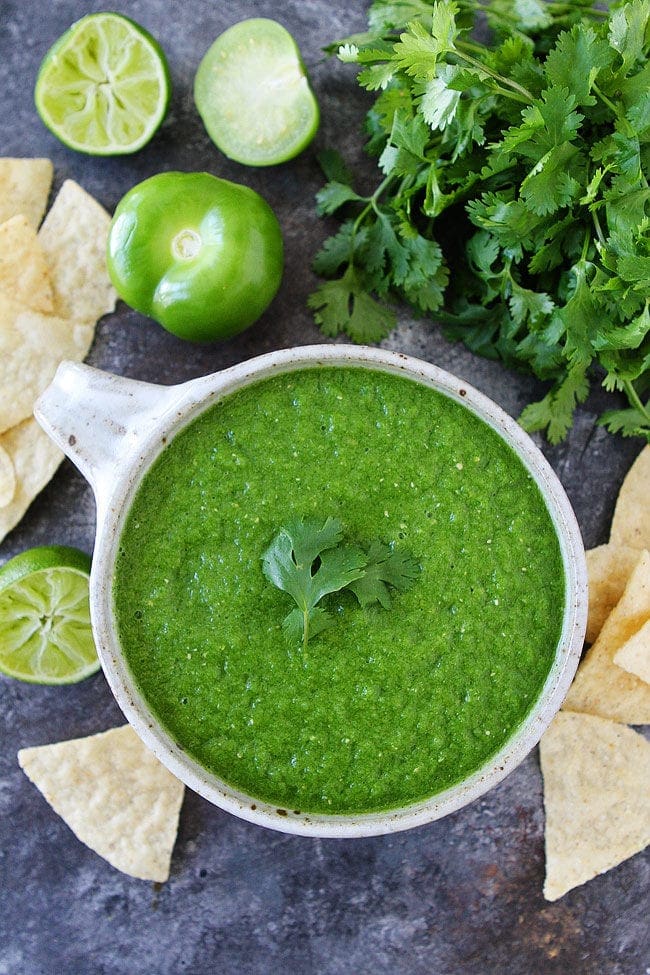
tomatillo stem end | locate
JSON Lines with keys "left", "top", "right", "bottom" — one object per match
{"left": 172, "top": 228, "right": 202, "bottom": 261}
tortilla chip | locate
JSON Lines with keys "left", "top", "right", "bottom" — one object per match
{"left": 613, "top": 619, "right": 650, "bottom": 685}
{"left": 18, "top": 725, "right": 184, "bottom": 883}
{"left": 540, "top": 711, "right": 650, "bottom": 901}
{"left": 0, "top": 418, "right": 63, "bottom": 544}
{"left": 585, "top": 543, "right": 641, "bottom": 644}
{"left": 0, "top": 215, "right": 54, "bottom": 313}
{"left": 0, "top": 158, "right": 53, "bottom": 228}
{"left": 610, "top": 446, "right": 650, "bottom": 551}
{"left": 38, "top": 180, "right": 117, "bottom": 324}
{"left": 0, "top": 443, "right": 16, "bottom": 508}
{"left": 0, "top": 292, "right": 94, "bottom": 434}
{"left": 563, "top": 550, "right": 650, "bottom": 723}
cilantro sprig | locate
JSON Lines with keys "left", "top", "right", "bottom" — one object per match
{"left": 310, "top": 0, "right": 650, "bottom": 442}
{"left": 261, "top": 517, "right": 420, "bottom": 649}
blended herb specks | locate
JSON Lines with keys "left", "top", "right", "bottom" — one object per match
{"left": 114, "top": 367, "right": 565, "bottom": 814}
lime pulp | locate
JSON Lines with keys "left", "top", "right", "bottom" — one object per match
{"left": 34, "top": 12, "right": 171, "bottom": 156}
{"left": 0, "top": 545, "right": 99, "bottom": 684}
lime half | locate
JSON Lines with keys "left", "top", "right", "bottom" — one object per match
{"left": 34, "top": 12, "right": 171, "bottom": 156}
{"left": 194, "top": 18, "right": 319, "bottom": 166}
{"left": 0, "top": 545, "right": 99, "bottom": 684}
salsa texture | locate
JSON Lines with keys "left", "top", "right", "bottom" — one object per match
{"left": 113, "top": 367, "right": 565, "bottom": 814}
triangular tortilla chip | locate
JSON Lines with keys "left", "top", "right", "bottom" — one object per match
{"left": 0, "top": 443, "right": 16, "bottom": 508}
{"left": 0, "top": 292, "right": 94, "bottom": 434}
{"left": 540, "top": 711, "right": 650, "bottom": 901}
{"left": 38, "top": 179, "right": 117, "bottom": 324}
{"left": 585, "top": 543, "right": 640, "bottom": 644}
{"left": 18, "top": 725, "right": 184, "bottom": 883}
{"left": 610, "top": 446, "right": 650, "bottom": 550}
{"left": 0, "top": 158, "right": 53, "bottom": 228}
{"left": 563, "top": 549, "right": 650, "bottom": 723}
{"left": 614, "top": 618, "right": 650, "bottom": 685}
{"left": 0, "top": 418, "right": 63, "bottom": 544}
{"left": 0, "top": 214, "right": 54, "bottom": 312}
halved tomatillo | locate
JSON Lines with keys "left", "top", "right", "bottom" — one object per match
{"left": 194, "top": 18, "right": 320, "bottom": 167}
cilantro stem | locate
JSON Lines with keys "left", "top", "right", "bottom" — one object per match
{"left": 545, "top": 1, "right": 607, "bottom": 15}
{"left": 455, "top": 45, "right": 533, "bottom": 103}
{"left": 371, "top": 176, "right": 394, "bottom": 205}
{"left": 456, "top": 38, "right": 492, "bottom": 56}
{"left": 468, "top": 0, "right": 606, "bottom": 19}
{"left": 349, "top": 176, "right": 394, "bottom": 264}
{"left": 623, "top": 380, "right": 650, "bottom": 426}
{"left": 592, "top": 210, "right": 607, "bottom": 249}
{"left": 592, "top": 83, "right": 619, "bottom": 117}
{"left": 490, "top": 84, "right": 530, "bottom": 104}
{"left": 592, "top": 83, "right": 635, "bottom": 137}
{"left": 348, "top": 202, "right": 373, "bottom": 266}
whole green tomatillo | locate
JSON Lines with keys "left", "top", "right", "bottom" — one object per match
{"left": 106, "top": 171, "right": 283, "bottom": 342}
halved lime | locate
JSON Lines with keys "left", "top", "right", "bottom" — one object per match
{"left": 34, "top": 12, "right": 171, "bottom": 156}
{"left": 0, "top": 545, "right": 99, "bottom": 684}
{"left": 194, "top": 18, "right": 319, "bottom": 166}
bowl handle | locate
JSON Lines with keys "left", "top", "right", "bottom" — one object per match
{"left": 35, "top": 361, "right": 183, "bottom": 509}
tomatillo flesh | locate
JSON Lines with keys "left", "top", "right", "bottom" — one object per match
{"left": 106, "top": 171, "right": 284, "bottom": 342}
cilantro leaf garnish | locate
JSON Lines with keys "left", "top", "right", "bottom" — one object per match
{"left": 347, "top": 540, "right": 421, "bottom": 609}
{"left": 261, "top": 518, "right": 420, "bottom": 648}
{"left": 309, "top": 0, "right": 650, "bottom": 442}
{"left": 261, "top": 517, "right": 366, "bottom": 649}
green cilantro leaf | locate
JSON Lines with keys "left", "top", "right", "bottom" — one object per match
{"left": 379, "top": 109, "right": 431, "bottom": 176}
{"left": 393, "top": 7, "right": 461, "bottom": 79}
{"left": 262, "top": 520, "right": 421, "bottom": 648}
{"left": 317, "top": 148, "right": 355, "bottom": 185}
{"left": 348, "top": 541, "right": 421, "bottom": 609}
{"left": 419, "top": 65, "right": 463, "bottom": 130}
{"left": 368, "top": 0, "right": 440, "bottom": 33}
{"left": 359, "top": 61, "right": 400, "bottom": 91}
{"left": 261, "top": 517, "right": 366, "bottom": 650}
{"left": 599, "top": 405, "right": 650, "bottom": 439}
{"left": 608, "top": 0, "right": 650, "bottom": 72}
{"left": 364, "top": 213, "right": 411, "bottom": 289}
{"left": 307, "top": 266, "right": 397, "bottom": 343}
{"left": 593, "top": 302, "right": 650, "bottom": 351}
{"left": 508, "top": 280, "right": 555, "bottom": 326}
{"left": 519, "top": 361, "right": 590, "bottom": 443}
{"left": 501, "top": 0, "right": 552, "bottom": 31}
{"left": 316, "top": 181, "right": 364, "bottom": 216}
{"left": 398, "top": 230, "right": 449, "bottom": 310}
{"left": 518, "top": 143, "right": 582, "bottom": 215}
{"left": 544, "top": 25, "right": 612, "bottom": 106}
{"left": 312, "top": 221, "right": 360, "bottom": 277}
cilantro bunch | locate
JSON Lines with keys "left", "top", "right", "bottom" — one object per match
{"left": 309, "top": 0, "right": 650, "bottom": 442}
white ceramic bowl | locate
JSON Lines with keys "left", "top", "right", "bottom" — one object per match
{"left": 35, "top": 345, "right": 587, "bottom": 837}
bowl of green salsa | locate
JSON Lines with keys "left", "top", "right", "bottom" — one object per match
{"left": 35, "top": 345, "right": 587, "bottom": 836}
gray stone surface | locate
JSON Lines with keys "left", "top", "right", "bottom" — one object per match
{"left": 0, "top": 2, "right": 648, "bottom": 974}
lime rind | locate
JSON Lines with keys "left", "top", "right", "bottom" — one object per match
{"left": 0, "top": 546, "right": 99, "bottom": 684}
{"left": 0, "top": 544, "right": 91, "bottom": 588}
{"left": 34, "top": 12, "right": 171, "bottom": 156}
{"left": 194, "top": 18, "right": 319, "bottom": 166}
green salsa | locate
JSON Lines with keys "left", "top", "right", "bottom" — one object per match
{"left": 113, "top": 367, "right": 565, "bottom": 814}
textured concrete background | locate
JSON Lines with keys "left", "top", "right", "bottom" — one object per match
{"left": 0, "top": 2, "right": 648, "bottom": 973}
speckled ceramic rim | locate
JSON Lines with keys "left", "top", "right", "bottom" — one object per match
{"left": 36, "top": 345, "right": 587, "bottom": 837}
